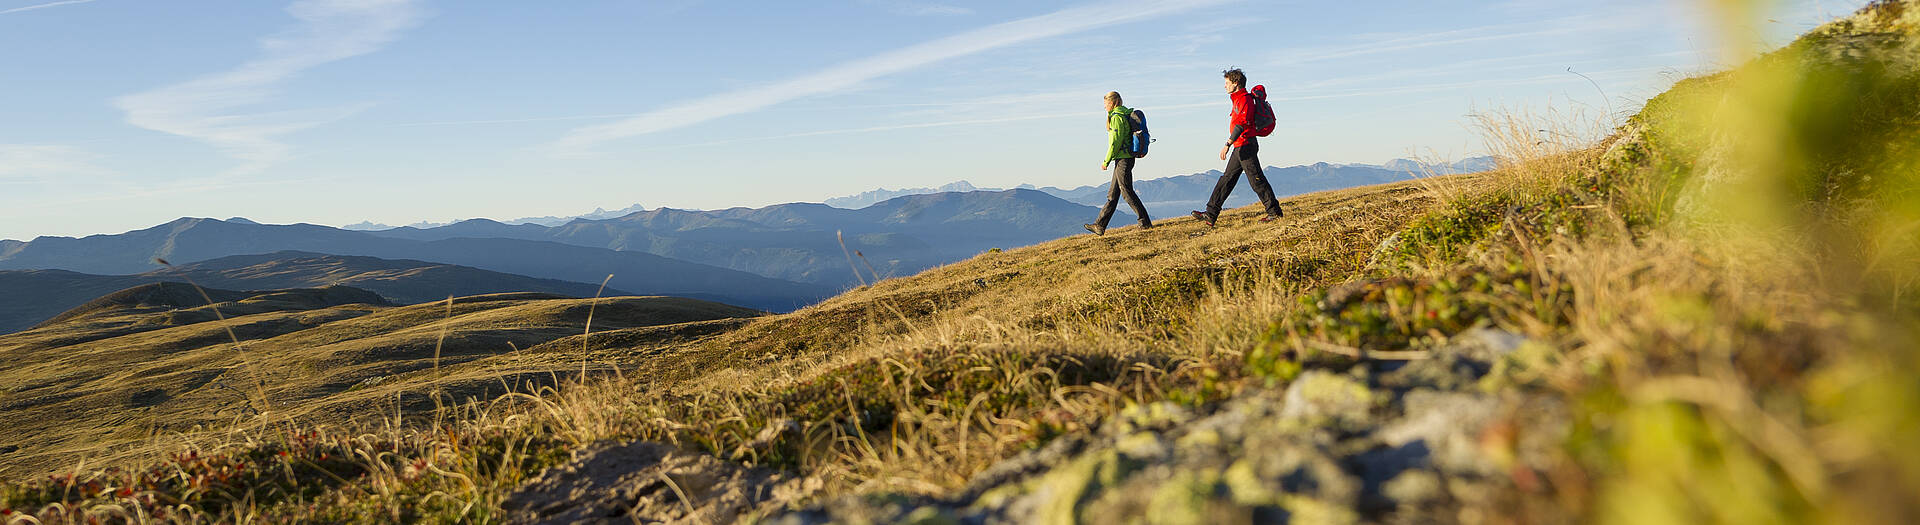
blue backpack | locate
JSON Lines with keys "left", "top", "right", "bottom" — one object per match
{"left": 1126, "top": 109, "right": 1153, "bottom": 158}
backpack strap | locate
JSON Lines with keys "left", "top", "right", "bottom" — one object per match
{"left": 1110, "top": 108, "right": 1132, "bottom": 132}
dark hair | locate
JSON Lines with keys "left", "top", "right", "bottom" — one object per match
{"left": 1222, "top": 68, "right": 1246, "bottom": 88}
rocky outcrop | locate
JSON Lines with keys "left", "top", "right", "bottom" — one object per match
{"left": 517, "top": 328, "right": 1569, "bottom": 524}
{"left": 501, "top": 441, "right": 818, "bottom": 525}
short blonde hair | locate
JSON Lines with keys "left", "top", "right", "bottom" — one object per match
{"left": 1104, "top": 91, "right": 1123, "bottom": 106}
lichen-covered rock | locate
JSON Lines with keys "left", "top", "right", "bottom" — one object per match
{"left": 758, "top": 331, "right": 1570, "bottom": 524}
{"left": 501, "top": 440, "right": 815, "bottom": 524}
{"left": 1279, "top": 371, "right": 1374, "bottom": 431}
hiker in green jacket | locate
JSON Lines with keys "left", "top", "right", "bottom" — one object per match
{"left": 1086, "top": 91, "right": 1152, "bottom": 236}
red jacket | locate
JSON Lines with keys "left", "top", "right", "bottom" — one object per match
{"left": 1226, "top": 87, "right": 1258, "bottom": 147}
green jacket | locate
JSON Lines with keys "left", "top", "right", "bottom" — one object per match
{"left": 1105, "top": 105, "right": 1133, "bottom": 164}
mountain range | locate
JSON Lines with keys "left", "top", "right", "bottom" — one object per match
{"left": 343, "top": 203, "right": 648, "bottom": 230}
{"left": 363, "top": 188, "right": 1125, "bottom": 286}
{"left": 1, "top": 157, "right": 1490, "bottom": 328}
{"left": 824, "top": 181, "right": 983, "bottom": 209}
{"left": 0, "top": 219, "right": 826, "bottom": 313}
{"left": 826, "top": 156, "right": 1496, "bottom": 220}
{"left": 1026, "top": 158, "right": 1493, "bottom": 220}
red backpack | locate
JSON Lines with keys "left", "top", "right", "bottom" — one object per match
{"left": 1248, "top": 85, "right": 1276, "bottom": 137}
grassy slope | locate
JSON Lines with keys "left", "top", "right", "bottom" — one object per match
{"left": 0, "top": 173, "right": 1442, "bottom": 522}
{"left": 1, "top": 2, "right": 1915, "bottom": 522}
{"left": 0, "top": 287, "right": 761, "bottom": 479}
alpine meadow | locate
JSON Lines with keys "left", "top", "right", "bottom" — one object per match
{"left": 1, "top": 1, "right": 1917, "bottom": 524}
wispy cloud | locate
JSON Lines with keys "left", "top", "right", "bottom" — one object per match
{"left": 545, "top": 0, "right": 1236, "bottom": 156}
{"left": 0, "top": 0, "right": 97, "bottom": 15}
{"left": 860, "top": 0, "right": 973, "bottom": 16}
{"left": 111, "top": 0, "right": 424, "bottom": 173}
{"left": 391, "top": 112, "right": 657, "bottom": 128}
{"left": 635, "top": 98, "right": 1225, "bottom": 153}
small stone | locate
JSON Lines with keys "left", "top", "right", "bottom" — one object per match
{"left": 1322, "top": 280, "right": 1374, "bottom": 312}
{"left": 1383, "top": 470, "right": 1443, "bottom": 505}
{"left": 901, "top": 506, "right": 958, "bottom": 525}
{"left": 1280, "top": 371, "right": 1374, "bottom": 429}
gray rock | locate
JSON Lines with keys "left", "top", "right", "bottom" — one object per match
{"left": 1379, "top": 391, "right": 1500, "bottom": 474}
{"left": 1280, "top": 371, "right": 1375, "bottom": 431}
{"left": 501, "top": 440, "right": 813, "bottom": 525}
{"left": 1376, "top": 327, "right": 1524, "bottom": 391}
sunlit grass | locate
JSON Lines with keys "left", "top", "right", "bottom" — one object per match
{"left": 2, "top": 1, "right": 1916, "bottom": 523}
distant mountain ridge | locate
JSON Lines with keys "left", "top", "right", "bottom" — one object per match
{"left": 343, "top": 203, "right": 648, "bottom": 231}
{"left": 0, "top": 219, "right": 827, "bottom": 313}
{"left": 822, "top": 156, "right": 1496, "bottom": 219}
{"left": 1, "top": 157, "right": 1487, "bottom": 304}
{"left": 368, "top": 189, "right": 1125, "bottom": 286}
{"left": 825, "top": 181, "right": 981, "bottom": 209}
{"left": 1021, "top": 156, "right": 1496, "bottom": 220}
{"left": 322, "top": 158, "right": 1489, "bottom": 234}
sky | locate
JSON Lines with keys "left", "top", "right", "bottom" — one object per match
{"left": 0, "top": 0, "right": 1872, "bottom": 241}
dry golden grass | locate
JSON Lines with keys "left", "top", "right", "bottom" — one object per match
{"left": 0, "top": 291, "right": 761, "bottom": 479}
{"left": 4, "top": 3, "right": 1914, "bottom": 522}
{"left": 0, "top": 175, "right": 1462, "bottom": 523}
{"left": 473, "top": 178, "right": 1452, "bottom": 499}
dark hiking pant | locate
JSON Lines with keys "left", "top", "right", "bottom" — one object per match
{"left": 1204, "top": 140, "right": 1283, "bottom": 220}
{"left": 1096, "top": 157, "right": 1151, "bottom": 228}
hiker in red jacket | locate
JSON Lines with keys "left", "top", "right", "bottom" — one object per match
{"left": 1192, "top": 68, "right": 1284, "bottom": 227}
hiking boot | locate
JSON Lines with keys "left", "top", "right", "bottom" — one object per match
{"left": 1258, "top": 214, "right": 1278, "bottom": 223}
{"left": 1139, "top": 222, "right": 1154, "bottom": 230}
{"left": 1084, "top": 223, "right": 1105, "bottom": 236}
{"left": 1190, "top": 211, "right": 1214, "bottom": 227}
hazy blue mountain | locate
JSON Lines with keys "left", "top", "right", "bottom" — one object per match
{"left": 504, "top": 203, "right": 648, "bottom": 227}
{"left": 817, "top": 157, "right": 1495, "bottom": 217}
{"left": 367, "top": 189, "right": 1122, "bottom": 286}
{"left": 823, "top": 181, "right": 987, "bottom": 209}
{"left": 342, "top": 221, "right": 398, "bottom": 231}
{"left": 1371, "top": 156, "right": 1498, "bottom": 175}
{"left": 0, "top": 218, "right": 829, "bottom": 312}
{"left": 0, "top": 252, "right": 640, "bottom": 334}
{"left": 341, "top": 203, "right": 647, "bottom": 231}
{"left": 1028, "top": 157, "right": 1496, "bottom": 220}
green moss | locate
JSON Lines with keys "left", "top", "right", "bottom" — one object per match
{"left": 1387, "top": 192, "right": 1512, "bottom": 267}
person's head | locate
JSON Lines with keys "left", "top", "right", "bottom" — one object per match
{"left": 1104, "top": 91, "right": 1123, "bottom": 110}
{"left": 1222, "top": 68, "right": 1246, "bottom": 92}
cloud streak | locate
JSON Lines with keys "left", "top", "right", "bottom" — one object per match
{"left": 545, "top": 0, "right": 1235, "bottom": 156}
{"left": 860, "top": 0, "right": 973, "bottom": 16}
{"left": 112, "top": 0, "right": 424, "bottom": 173}
{"left": 632, "top": 99, "right": 1225, "bottom": 153}
{"left": 0, "top": 0, "right": 98, "bottom": 15}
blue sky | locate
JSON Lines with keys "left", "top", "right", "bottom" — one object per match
{"left": 0, "top": 0, "right": 1869, "bottom": 240}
